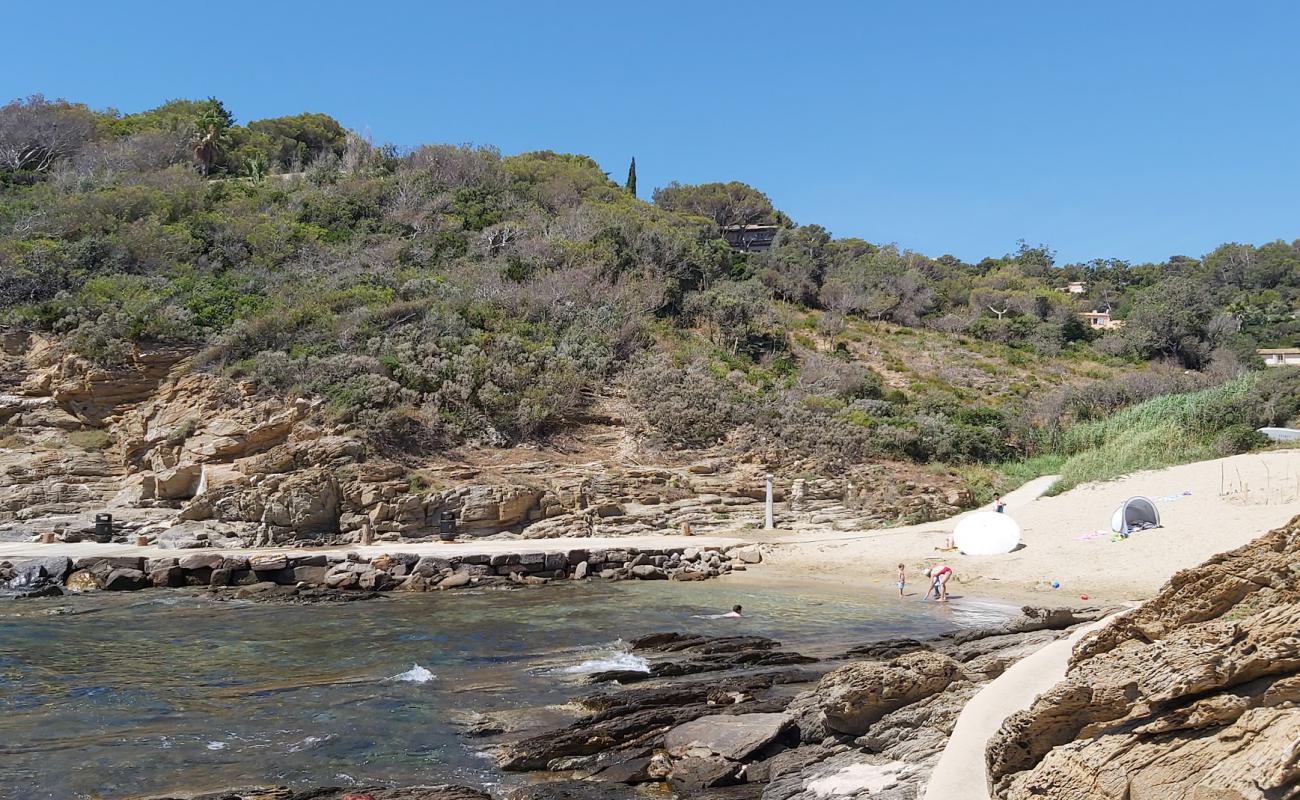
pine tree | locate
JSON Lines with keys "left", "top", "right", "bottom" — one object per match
{"left": 625, "top": 157, "right": 637, "bottom": 197}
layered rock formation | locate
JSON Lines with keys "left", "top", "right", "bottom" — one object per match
{"left": 0, "top": 332, "right": 974, "bottom": 547}
{"left": 988, "top": 514, "right": 1300, "bottom": 800}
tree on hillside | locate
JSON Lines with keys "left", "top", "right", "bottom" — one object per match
{"left": 244, "top": 112, "right": 347, "bottom": 170}
{"left": 1122, "top": 277, "right": 1218, "bottom": 367}
{"left": 0, "top": 95, "right": 101, "bottom": 173}
{"left": 652, "top": 181, "right": 788, "bottom": 228}
{"left": 753, "top": 224, "right": 831, "bottom": 305}
{"left": 504, "top": 150, "right": 619, "bottom": 209}
{"left": 190, "top": 98, "right": 233, "bottom": 176}
{"left": 625, "top": 157, "right": 637, "bottom": 197}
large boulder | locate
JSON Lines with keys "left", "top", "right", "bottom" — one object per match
{"left": 816, "top": 651, "right": 964, "bottom": 736}
{"left": 178, "top": 467, "right": 341, "bottom": 540}
{"left": 258, "top": 468, "right": 340, "bottom": 533}
{"left": 102, "top": 567, "right": 149, "bottom": 591}
{"left": 452, "top": 485, "right": 545, "bottom": 535}
{"left": 153, "top": 464, "right": 202, "bottom": 500}
{"left": 664, "top": 712, "right": 793, "bottom": 761}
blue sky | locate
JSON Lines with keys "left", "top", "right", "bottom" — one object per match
{"left": 7, "top": 1, "right": 1299, "bottom": 264}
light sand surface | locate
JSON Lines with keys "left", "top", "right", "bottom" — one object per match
{"left": 0, "top": 534, "right": 743, "bottom": 564}
{"left": 921, "top": 611, "right": 1122, "bottom": 800}
{"left": 754, "top": 451, "right": 1300, "bottom": 604}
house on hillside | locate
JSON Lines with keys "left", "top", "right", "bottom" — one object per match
{"left": 1055, "top": 281, "right": 1087, "bottom": 294}
{"left": 722, "top": 224, "right": 780, "bottom": 253}
{"left": 1081, "top": 309, "right": 1124, "bottom": 331}
{"left": 1258, "top": 347, "right": 1300, "bottom": 367}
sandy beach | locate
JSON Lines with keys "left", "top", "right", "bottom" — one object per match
{"left": 754, "top": 450, "right": 1300, "bottom": 605}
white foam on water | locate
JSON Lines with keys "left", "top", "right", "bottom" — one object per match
{"left": 390, "top": 663, "right": 435, "bottom": 683}
{"left": 205, "top": 741, "right": 227, "bottom": 751}
{"left": 287, "top": 734, "right": 329, "bottom": 752}
{"left": 560, "top": 650, "right": 650, "bottom": 675}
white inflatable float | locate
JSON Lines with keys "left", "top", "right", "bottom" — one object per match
{"left": 952, "top": 511, "right": 1021, "bottom": 555}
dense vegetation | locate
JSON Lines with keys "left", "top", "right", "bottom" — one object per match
{"left": 1, "top": 94, "right": 1297, "bottom": 480}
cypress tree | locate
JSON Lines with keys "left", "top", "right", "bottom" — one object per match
{"left": 625, "top": 157, "right": 637, "bottom": 197}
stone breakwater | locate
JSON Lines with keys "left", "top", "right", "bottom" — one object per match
{"left": 0, "top": 543, "right": 763, "bottom": 599}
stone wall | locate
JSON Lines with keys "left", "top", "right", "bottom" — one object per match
{"left": 0, "top": 543, "right": 762, "bottom": 599}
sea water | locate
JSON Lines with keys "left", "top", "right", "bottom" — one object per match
{"left": 0, "top": 579, "right": 1012, "bottom": 799}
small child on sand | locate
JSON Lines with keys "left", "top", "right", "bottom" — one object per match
{"left": 897, "top": 563, "right": 905, "bottom": 597}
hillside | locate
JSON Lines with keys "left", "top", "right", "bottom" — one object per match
{"left": 1, "top": 95, "right": 1299, "bottom": 543}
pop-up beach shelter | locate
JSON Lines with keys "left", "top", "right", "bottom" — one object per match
{"left": 1110, "top": 496, "right": 1160, "bottom": 534}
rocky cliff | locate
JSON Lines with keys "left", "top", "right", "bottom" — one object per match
{"left": 987, "top": 514, "right": 1300, "bottom": 800}
{"left": 0, "top": 332, "right": 973, "bottom": 547}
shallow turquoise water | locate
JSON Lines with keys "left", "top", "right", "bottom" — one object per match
{"left": 0, "top": 580, "right": 1012, "bottom": 799}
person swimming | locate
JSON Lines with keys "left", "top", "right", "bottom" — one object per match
{"left": 695, "top": 604, "right": 743, "bottom": 619}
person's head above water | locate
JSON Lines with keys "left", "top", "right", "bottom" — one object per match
{"left": 732, "top": 605, "right": 742, "bottom": 614}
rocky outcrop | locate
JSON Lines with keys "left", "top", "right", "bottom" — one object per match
{"left": 816, "top": 652, "right": 965, "bottom": 736}
{"left": 0, "top": 331, "right": 975, "bottom": 541}
{"left": 19, "top": 340, "right": 191, "bottom": 425}
{"left": 492, "top": 609, "right": 1104, "bottom": 800}
{"left": 988, "top": 514, "right": 1300, "bottom": 800}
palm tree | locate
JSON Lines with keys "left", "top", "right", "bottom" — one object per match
{"left": 190, "top": 98, "right": 232, "bottom": 176}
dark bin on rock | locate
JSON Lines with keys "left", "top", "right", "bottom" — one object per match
{"left": 94, "top": 513, "right": 113, "bottom": 543}
{"left": 439, "top": 511, "right": 457, "bottom": 541}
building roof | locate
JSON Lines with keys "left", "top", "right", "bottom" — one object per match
{"left": 721, "top": 224, "right": 780, "bottom": 231}
{"left": 1257, "top": 348, "right": 1300, "bottom": 354}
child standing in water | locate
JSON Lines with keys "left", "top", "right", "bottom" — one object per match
{"left": 897, "top": 563, "right": 906, "bottom": 597}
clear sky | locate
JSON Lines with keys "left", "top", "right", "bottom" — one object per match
{"left": 6, "top": 1, "right": 1299, "bottom": 265}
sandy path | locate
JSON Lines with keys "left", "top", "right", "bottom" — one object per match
{"left": 921, "top": 612, "right": 1121, "bottom": 800}
{"left": 754, "top": 451, "right": 1300, "bottom": 603}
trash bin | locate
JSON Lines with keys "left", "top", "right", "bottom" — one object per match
{"left": 438, "top": 511, "right": 457, "bottom": 542}
{"left": 94, "top": 513, "right": 114, "bottom": 543}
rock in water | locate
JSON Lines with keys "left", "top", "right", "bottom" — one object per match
{"left": 4, "top": 556, "right": 72, "bottom": 590}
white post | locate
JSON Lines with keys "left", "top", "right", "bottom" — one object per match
{"left": 764, "top": 474, "right": 775, "bottom": 530}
